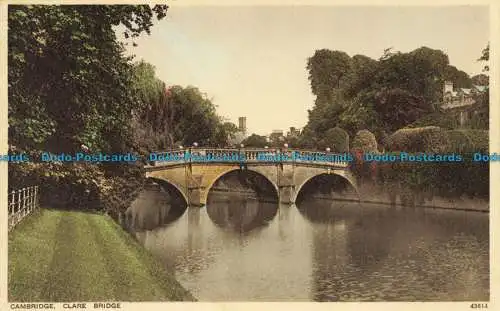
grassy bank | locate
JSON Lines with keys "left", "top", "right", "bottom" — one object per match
{"left": 8, "top": 208, "right": 196, "bottom": 302}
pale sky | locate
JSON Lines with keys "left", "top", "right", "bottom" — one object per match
{"left": 122, "top": 6, "right": 489, "bottom": 136}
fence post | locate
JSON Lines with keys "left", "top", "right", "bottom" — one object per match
{"left": 24, "top": 188, "right": 28, "bottom": 217}
{"left": 35, "top": 186, "right": 39, "bottom": 209}
{"left": 17, "top": 189, "right": 22, "bottom": 225}
{"left": 9, "top": 190, "right": 14, "bottom": 229}
{"left": 29, "top": 187, "right": 33, "bottom": 214}
{"left": 26, "top": 187, "right": 30, "bottom": 215}
{"left": 8, "top": 186, "right": 42, "bottom": 231}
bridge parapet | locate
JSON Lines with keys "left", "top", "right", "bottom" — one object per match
{"left": 146, "top": 148, "right": 350, "bottom": 168}
{"left": 145, "top": 148, "right": 358, "bottom": 206}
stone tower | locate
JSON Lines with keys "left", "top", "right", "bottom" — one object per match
{"left": 238, "top": 117, "right": 247, "bottom": 135}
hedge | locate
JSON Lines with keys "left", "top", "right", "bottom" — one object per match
{"left": 8, "top": 152, "right": 145, "bottom": 216}
{"left": 374, "top": 127, "right": 489, "bottom": 205}
{"left": 351, "top": 129, "right": 379, "bottom": 153}
{"left": 318, "top": 127, "right": 349, "bottom": 152}
{"left": 385, "top": 126, "right": 449, "bottom": 153}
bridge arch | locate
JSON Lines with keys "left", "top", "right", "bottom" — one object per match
{"left": 202, "top": 167, "right": 280, "bottom": 205}
{"left": 147, "top": 177, "right": 189, "bottom": 206}
{"left": 292, "top": 170, "right": 359, "bottom": 203}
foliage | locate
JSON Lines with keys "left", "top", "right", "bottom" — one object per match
{"left": 385, "top": 126, "right": 449, "bottom": 153}
{"left": 444, "top": 65, "right": 472, "bottom": 88}
{"left": 8, "top": 5, "right": 170, "bottom": 214}
{"left": 303, "top": 46, "right": 465, "bottom": 144}
{"left": 212, "top": 122, "right": 240, "bottom": 147}
{"left": 8, "top": 5, "right": 169, "bottom": 154}
{"left": 165, "top": 85, "right": 226, "bottom": 147}
{"left": 374, "top": 128, "right": 489, "bottom": 204}
{"left": 478, "top": 43, "right": 489, "bottom": 72}
{"left": 351, "top": 130, "right": 378, "bottom": 153}
{"left": 407, "top": 111, "right": 459, "bottom": 130}
{"left": 306, "top": 49, "right": 351, "bottom": 105}
{"left": 471, "top": 73, "right": 489, "bottom": 86}
{"left": 302, "top": 45, "right": 490, "bottom": 148}
{"left": 241, "top": 134, "right": 268, "bottom": 148}
{"left": 9, "top": 157, "right": 144, "bottom": 214}
{"left": 445, "top": 130, "right": 475, "bottom": 153}
{"left": 470, "top": 87, "right": 489, "bottom": 130}
{"left": 317, "top": 127, "right": 349, "bottom": 152}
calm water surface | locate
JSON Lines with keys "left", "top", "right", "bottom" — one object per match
{"left": 132, "top": 194, "right": 489, "bottom": 301}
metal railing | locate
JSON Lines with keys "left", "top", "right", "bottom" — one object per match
{"left": 146, "top": 148, "right": 351, "bottom": 168}
{"left": 8, "top": 186, "right": 40, "bottom": 231}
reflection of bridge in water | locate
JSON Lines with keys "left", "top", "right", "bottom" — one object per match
{"left": 144, "top": 148, "right": 359, "bottom": 207}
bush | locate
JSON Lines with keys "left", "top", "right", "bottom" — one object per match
{"left": 318, "top": 127, "right": 349, "bottom": 152}
{"left": 375, "top": 126, "right": 489, "bottom": 204}
{"left": 351, "top": 130, "right": 378, "bottom": 153}
{"left": 445, "top": 130, "right": 475, "bottom": 153}
{"left": 408, "top": 112, "right": 459, "bottom": 129}
{"left": 9, "top": 156, "right": 145, "bottom": 215}
{"left": 385, "top": 126, "right": 449, "bottom": 153}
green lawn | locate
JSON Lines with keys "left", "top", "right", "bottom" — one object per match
{"left": 8, "top": 208, "right": 196, "bottom": 302}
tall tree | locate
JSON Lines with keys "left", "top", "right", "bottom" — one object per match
{"left": 471, "top": 74, "right": 489, "bottom": 86}
{"left": 166, "top": 86, "right": 222, "bottom": 146}
{"left": 8, "top": 5, "right": 169, "bottom": 153}
{"left": 444, "top": 65, "right": 472, "bottom": 88}
{"left": 306, "top": 49, "right": 351, "bottom": 106}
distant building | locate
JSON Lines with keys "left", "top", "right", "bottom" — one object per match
{"left": 238, "top": 117, "right": 247, "bottom": 136}
{"left": 441, "top": 81, "right": 488, "bottom": 126}
{"left": 269, "top": 130, "right": 285, "bottom": 142}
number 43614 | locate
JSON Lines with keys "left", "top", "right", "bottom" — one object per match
{"left": 470, "top": 303, "right": 488, "bottom": 309}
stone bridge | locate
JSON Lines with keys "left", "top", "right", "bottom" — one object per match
{"left": 144, "top": 148, "right": 359, "bottom": 206}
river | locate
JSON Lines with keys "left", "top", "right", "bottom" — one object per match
{"left": 129, "top": 192, "right": 489, "bottom": 301}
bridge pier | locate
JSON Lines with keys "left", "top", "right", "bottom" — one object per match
{"left": 278, "top": 164, "right": 295, "bottom": 204}
{"left": 279, "top": 186, "right": 295, "bottom": 204}
{"left": 187, "top": 172, "right": 204, "bottom": 207}
{"left": 145, "top": 148, "right": 358, "bottom": 208}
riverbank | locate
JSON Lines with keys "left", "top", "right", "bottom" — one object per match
{"left": 309, "top": 182, "right": 489, "bottom": 213}
{"left": 8, "top": 208, "right": 196, "bottom": 302}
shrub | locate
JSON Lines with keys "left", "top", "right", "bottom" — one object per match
{"left": 351, "top": 129, "right": 378, "bottom": 153}
{"left": 385, "top": 126, "right": 449, "bottom": 153}
{"left": 8, "top": 155, "right": 144, "bottom": 215}
{"left": 408, "top": 111, "right": 459, "bottom": 129}
{"left": 375, "top": 127, "right": 489, "bottom": 204}
{"left": 318, "top": 127, "right": 349, "bottom": 152}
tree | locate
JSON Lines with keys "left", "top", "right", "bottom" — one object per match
{"left": 342, "top": 54, "right": 379, "bottom": 98}
{"left": 374, "top": 47, "right": 449, "bottom": 107}
{"left": 471, "top": 74, "right": 489, "bottom": 86}
{"left": 212, "top": 122, "right": 239, "bottom": 147}
{"left": 8, "top": 5, "right": 169, "bottom": 214}
{"left": 444, "top": 65, "right": 472, "bottom": 88}
{"left": 166, "top": 85, "right": 222, "bottom": 146}
{"left": 306, "top": 49, "right": 351, "bottom": 106}
{"left": 241, "top": 134, "right": 268, "bottom": 148}
{"left": 317, "top": 127, "right": 349, "bottom": 152}
{"left": 129, "top": 60, "right": 174, "bottom": 153}
{"left": 302, "top": 46, "right": 456, "bottom": 147}
{"left": 8, "top": 5, "right": 169, "bottom": 153}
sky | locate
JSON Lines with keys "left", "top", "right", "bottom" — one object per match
{"left": 122, "top": 6, "right": 489, "bottom": 136}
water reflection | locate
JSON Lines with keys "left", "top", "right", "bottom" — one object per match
{"left": 130, "top": 192, "right": 488, "bottom": 301}
{"left": 206, "top": 193, "right": 278, "bottom": 233}
{"left": 125, "top": 179, "right": 187, "bottom": 231}
{"left": 296, "top": 173, "right": 358, "bottom": 204}
{"left": 297, "top": 198, "right": 489, "bottom": 301}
